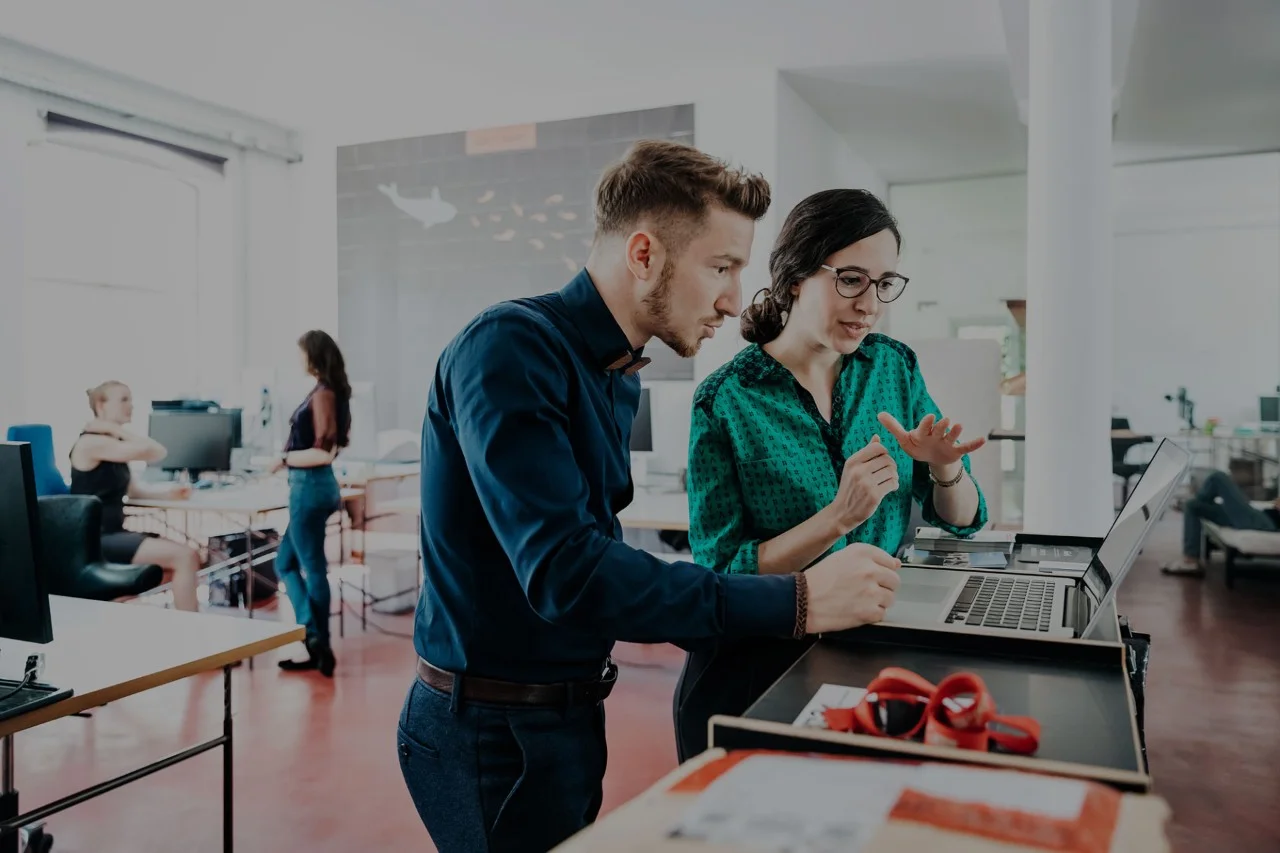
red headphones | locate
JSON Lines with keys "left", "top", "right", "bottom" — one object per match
{"left": 821, "top": 667, "right": 1040, "bottom": 756}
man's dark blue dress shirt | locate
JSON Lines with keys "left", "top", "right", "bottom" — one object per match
{"left": 413, "top": 270, "right": 799, "bottom": 683}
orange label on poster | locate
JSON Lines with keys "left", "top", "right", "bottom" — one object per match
{"left": 466, "top": 123, "right": 537, "bottom": 155}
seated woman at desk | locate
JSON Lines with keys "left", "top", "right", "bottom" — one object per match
{"left": 269, "top": 330, "right": 351, "bottom": 678}
{"left": 70, "top": 381, "right": 201, "bottom": 612}
{"left": 676, "top": 189, "right": 988, "bottom": 760}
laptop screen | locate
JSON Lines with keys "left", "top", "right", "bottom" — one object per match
{"left": 1079, "top": 439, "right": 1191, "bottom": 634}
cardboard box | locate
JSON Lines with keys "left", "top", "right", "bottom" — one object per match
{"left": 554, "top": 749, "right": 1170, "bottom": 852}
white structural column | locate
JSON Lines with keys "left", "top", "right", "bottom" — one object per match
{"left": 0, "top": 87, "right": 41, "bottom": 430}
{"left": 1023, "top": 0, "right": 1115, "bottom": 536}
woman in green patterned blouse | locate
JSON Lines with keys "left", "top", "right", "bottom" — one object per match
{"left": 673, "top": 189, "right": 989, "bottom": 761}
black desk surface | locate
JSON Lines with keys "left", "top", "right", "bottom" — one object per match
{"left": 743, "top": 635, "right": 1143, "bottom": 775}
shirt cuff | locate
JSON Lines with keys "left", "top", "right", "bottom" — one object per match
{"left": 725, "top": 540, "right": 762, "bottom": 575}
{"left": 720, "top": 572, "right": 798, "bottom": 639}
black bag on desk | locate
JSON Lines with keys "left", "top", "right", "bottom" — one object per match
{"left": 207, "top": 528, "right": 279, "bottom": 607}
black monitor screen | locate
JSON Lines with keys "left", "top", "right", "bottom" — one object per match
{"left": 0, "top": 442, "right": 54, "bottom": 644}
{"left": 630, "top": 388, "right": 653, "bottom": 453}
{"left": 148, "top": 411, "right": 235, "bottom": 473}
{"left": 1261, "top": 396, "right": 1279, "bottom": 424}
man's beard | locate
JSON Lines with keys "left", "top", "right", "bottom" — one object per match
{"left": 642, "top": 263, "right": 700, "bottom": 358}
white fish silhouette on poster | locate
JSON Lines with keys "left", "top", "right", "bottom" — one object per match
{"left": 378, "top": 184, "right": 457, "bottom": 229}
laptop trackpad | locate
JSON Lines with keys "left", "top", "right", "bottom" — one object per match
{"left": 898, "top": 582, "right": 954, "bottom": 604}
{"left": 884, "top": 576, "right": 957, "bottom": 625}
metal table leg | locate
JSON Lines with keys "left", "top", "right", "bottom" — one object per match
{"left": 223, "top": 665, "right": 233, "bottom": 853}
{"left": 245, "top": 517, "right": 256, "bottom": 672}
{"left": 1, "top": 735, "right": 15, "bottom": 853}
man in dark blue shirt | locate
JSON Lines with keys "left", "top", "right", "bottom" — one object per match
{"left": 396, "top": 140, "right": 903, "bottom": 853}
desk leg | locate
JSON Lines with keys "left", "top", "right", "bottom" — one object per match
{"left": 0, "top": 735, "right": 15, "bottom": 853}
{"left": 223, "top": 665, "right": 233, "bottom": 853}
{"left": 245, "top": 517, "right": 256, "bottom": 672}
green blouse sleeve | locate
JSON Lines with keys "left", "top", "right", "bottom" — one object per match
{"left": 686, "top": 401, "right": 761, "bottom": 575}
{"left": 907, "top": 362, "right": 989, "bottom": 536}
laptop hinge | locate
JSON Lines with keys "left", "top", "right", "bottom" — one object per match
{"left": 1063, "top": 586, "right": 1091, "bottom": 635}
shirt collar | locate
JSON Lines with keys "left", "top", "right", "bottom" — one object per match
{"left": 559, "top": 268, "right": 650, "bottom": 374}
{"left": 739, "top": 341, "right": 872, "bottom": 386}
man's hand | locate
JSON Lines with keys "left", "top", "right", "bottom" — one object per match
{"left": 878, "top": 412, "right": 985, "bottom": 468}
{"left": 803, "top": 543, "right": 901, "bottom": 634}
{"left": 825, "top": 437, "right": 899, "bottom": 533}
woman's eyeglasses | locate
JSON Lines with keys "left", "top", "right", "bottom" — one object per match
{"left": 820, "top": 265, "right": 909, "bottom": 304}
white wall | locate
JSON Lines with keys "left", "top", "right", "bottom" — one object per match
{"left": 0, "top": 76, "right": 298, "bottom": 442}
{"left": 890, "top": 153, "right": 1280, "bottom": 433}
{"left": 775, "top": 77, "right": 889, "bottom": 222}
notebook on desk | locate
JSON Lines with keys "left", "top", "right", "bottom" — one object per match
{"left": 884, "top": 439, "right": 1190, "bottom": 640}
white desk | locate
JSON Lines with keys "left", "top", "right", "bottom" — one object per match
{"left": 125, "top": 482, "right": 365, "bottom": 659}
{"left": 0, "top": 597, "right": 300, "bottom": 851}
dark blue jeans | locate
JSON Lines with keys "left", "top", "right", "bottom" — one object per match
{"left": 397, "top": 677, "right": 607, "bottom": 853}
{"left": 276, "top": 466, "right": 341, "bottom": 647}
{"left": 1183, "top": 471, "right": 1277, "bottom": 557}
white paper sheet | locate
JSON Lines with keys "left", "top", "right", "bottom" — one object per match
{"left": 791, "top": 683, "right": 867, "bottom": 728}
{"left": 671, "top": 754, "right": 911, "bottom": 852}
{"left": 670, "top": 754, "right": 1093, "bottom": 852}
{"left": 912, "top": 764, "right": 1087, "bottom": 819}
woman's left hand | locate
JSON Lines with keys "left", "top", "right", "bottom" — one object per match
{"left": 877, "top": 412, "right": 986, "bottom": 467}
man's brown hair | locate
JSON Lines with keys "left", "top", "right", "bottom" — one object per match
{"left": 593, "top": 140, "right": 771, "bottom": 255}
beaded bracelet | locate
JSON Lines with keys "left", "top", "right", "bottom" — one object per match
{"left": 792, "top": 571, "right": 809, "bottom": 639}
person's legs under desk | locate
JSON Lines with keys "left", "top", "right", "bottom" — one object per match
{"left": 1168, "top": 471, "right": 1277, "bottom": 574}
{"left": 130, "top": 537, "right": 201, "bottom": 612}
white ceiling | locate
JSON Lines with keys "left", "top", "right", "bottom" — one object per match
{"left": 0, "top": 0, "right": 1273, "bottom": 182}
{"left": 785, "top": 0, "right": 1280, "bottom": 185}
{"left": 0, "top": 0, "right": 1007, "bottom": 136}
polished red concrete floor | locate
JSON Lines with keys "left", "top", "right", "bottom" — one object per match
{"left": 12, "top": 512, "right": 1280, "bottom": 851}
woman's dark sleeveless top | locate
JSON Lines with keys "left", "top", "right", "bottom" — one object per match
{"left": 69, "top": 442, "right": 131, "bottom": 534}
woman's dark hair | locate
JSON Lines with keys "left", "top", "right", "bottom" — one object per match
{"left": 299, "top": 329, "right": 352, "bottom": 446}
{"left": 741, "top": 189, "right": 902, "bottom": 344}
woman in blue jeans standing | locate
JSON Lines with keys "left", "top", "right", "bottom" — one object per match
{"left": 270, "top": 330, "right": 352, "bottom": 677}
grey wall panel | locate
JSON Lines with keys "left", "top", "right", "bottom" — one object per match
{"left": 337, "top": 104, "right": 695, "bottom": 432}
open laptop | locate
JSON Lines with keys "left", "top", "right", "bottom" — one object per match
{"left": 883, "top": 438, "right": 1190, "bottom": 640}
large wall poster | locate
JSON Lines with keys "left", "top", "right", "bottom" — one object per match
{"left": 336, "top": 104, "right": 696, "bottom": 433}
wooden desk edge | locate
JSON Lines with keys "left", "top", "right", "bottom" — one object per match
{"left": 0, "top": 626, "right": 304, "bottom": 738}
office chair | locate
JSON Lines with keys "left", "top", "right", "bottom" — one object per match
{"left": 6, "top": 424, "right": 70, "bottom": 496}
{"left": 1112, "top": 417, "right": 1153, "bottom": 506}
{"left": 36, "top": 495, "right": 163, "bottom": 601}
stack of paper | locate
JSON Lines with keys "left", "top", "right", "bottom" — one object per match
{"left": 913, "top": 528, "right": 1017, "bottom": 554}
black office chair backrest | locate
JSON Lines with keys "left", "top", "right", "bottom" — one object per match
{"left": 36, "top": 495, "right": 103, "bottom": 595}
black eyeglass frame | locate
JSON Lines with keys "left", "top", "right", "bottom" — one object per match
{"left": 819, "top": 264, "right": 909, "bottom": 303}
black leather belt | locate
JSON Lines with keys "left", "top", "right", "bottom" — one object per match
{"left": 416, "top": 657, "right": 618, "bottom": 708}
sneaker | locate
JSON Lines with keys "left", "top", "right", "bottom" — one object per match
{"left": 1161, "top": 561, "right": 1205, "bottom": 577}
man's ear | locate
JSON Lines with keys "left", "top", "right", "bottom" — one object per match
{"left": 625, "top": 230, "right": 663, "bottom": 283}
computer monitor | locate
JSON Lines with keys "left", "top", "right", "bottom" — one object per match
{"left": 630, "top": 387, "right": 653, "bottom": 453}
{"left": 0, "top": 442, "right": 53, "bottom": 644}
{"left": 1260, "top": 395, "right": 1279, "bottom": 425}
{"left": 148, "top": 410, "right": 235, "bottom": 476}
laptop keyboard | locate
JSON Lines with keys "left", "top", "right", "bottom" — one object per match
{"left": 945, "top": 576, "right": 1056, "bottom": 632}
